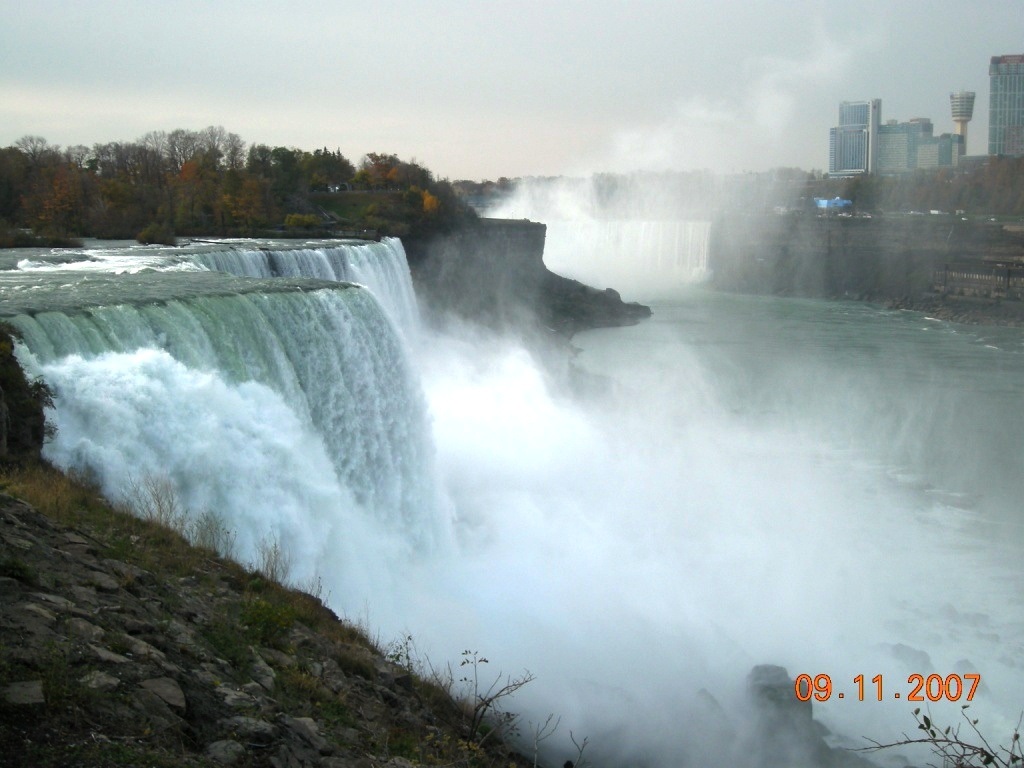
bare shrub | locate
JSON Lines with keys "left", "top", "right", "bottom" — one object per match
{"left": 860, "top": 707, "right": 1023, "bottom": 768}
{"left": 457, "top": 650, "right": 534, "bottom": 744}
{"left": 120, "top": 473, "right": 187, "bottom": 533}
{"left": 253, "top": 534, "right": 292, "bottom": 584}
{"left": 187, "top": 509, "right": 237, "bottom": 559}
{"left": 296, "top": 573, "right": 329, "bottom": 605}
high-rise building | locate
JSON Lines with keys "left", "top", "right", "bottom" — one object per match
{"left": 989, "top": 55, "right": 1024, "bottom": 156}
{"left": 872, "top": 115, "right": 963, "bottom": 175}
{"left": 877, "top": 118, "right": 934, "bottom": 174}
{"left": 949, "top": 91, "right": 976, "bottom": 155}
{"left": 829, "top": 99, "right": 881, "bottom": 176}
{"left": 917, "top": 133, "right": 963, "bottom": 169}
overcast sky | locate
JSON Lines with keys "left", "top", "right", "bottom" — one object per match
{"left": 2, "top": 1, "right": 1021, "bottom": 180}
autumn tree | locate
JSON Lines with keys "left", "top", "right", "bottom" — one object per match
{"left": 224, "top": 174, "right": 273, "bottom": 231}
{"left": 23, "top": 163, "right": 83, "bottom": 236}
{"left": 174, "top": 149, "right": 224, "bottom": 233}
{"left": 2, "top": 131, "right": 473, "bottom": 239}
{"left": 359, "top": 152, "right": 401, "bottom": 189}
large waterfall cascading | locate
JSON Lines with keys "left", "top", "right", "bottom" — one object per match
{"left": 9, "top": 237, "right": 419, "bottom": 338}
{"left": 5, "top": 272, "right": 442, "bottom": 562}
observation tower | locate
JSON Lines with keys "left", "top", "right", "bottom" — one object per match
{"left": 950, "top": 90, "right": 976, "bottom": 154}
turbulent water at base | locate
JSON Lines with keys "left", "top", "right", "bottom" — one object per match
{"left": 3, "top": 228, "right": 1024, "bottom": 767}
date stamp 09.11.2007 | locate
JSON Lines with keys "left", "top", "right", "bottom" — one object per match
{"left": 794, "top": 673, "right": 982, "bottom": 703}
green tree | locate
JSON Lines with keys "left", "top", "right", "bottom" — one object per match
{"left": 0, "top": 147, "right": 29, "bottom": 223}
{"left": 301, "top": 147, "right": 355, "bottom": 191}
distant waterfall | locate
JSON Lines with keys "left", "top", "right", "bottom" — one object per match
{"left": 5, "top": 277, "right": 442, "bottom": 564}
{"left": 541, "top": 220, "right": 711, "bottom": 300}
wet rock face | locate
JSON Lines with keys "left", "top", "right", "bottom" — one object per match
{"left": 0, "top": 326, "right": 49, "bottom": 462}
{"left": 748, "top": 664, "right": 813, "bottom": 723}
{"left": 0, "top": 383, "right": 8, "bottom": 458}
{"left": 742, "top": 664, "right": 872, "bottom": 768}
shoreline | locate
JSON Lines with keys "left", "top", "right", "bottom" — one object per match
{"left": 885, "top": 294, "right": 1024, "bottom": 328}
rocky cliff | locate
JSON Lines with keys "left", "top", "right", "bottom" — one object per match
{"left": 709, "top": 214, "right": 1024, "bottom": 302}
{"left": 403, "top": 219, "right": 651, "bottom": 336}
{"left": 0, "top": 325, "right": 49, "bottom": 464}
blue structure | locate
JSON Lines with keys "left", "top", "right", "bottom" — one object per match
{"left": 815, "top": 197, "right": 853, "bottom": 210}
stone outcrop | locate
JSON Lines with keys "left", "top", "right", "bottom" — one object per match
{"left": 0, "top": 325, "right": 48, "bottom": 463}
{"left": 404, "top": 218, "right": 651, "bottom": 336}
{"left": 740, "top": 665, "right": 873, "bottom": 768}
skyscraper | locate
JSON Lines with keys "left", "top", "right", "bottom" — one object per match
{"left": 989, "top": 55, "right": 1024, "bottom": 156}
{"left": 829, "top": 99, "right": 881, "bottom": 176}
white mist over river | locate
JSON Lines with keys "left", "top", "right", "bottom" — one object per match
{"left": 3, "top": 230, "right": 1024, "bottom": 767}
{"left": 415, "top": 289, "right": 1024, "bottom": 767}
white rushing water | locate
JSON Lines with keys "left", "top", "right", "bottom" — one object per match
{"left": 3, "top": 237, "right": 419, "bottom": 337}
{"left": 4, "top": 276, "right": 444, "bottom": 588}
{"left": 3, "top": 225, "right": 1024, "bottom": 767}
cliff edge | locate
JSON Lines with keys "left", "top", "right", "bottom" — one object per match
{"left": 709, "top": 214, "right": 1024, "bottom": 315}
{"left": 403, "top": 219, "right": 651, "bottom": 336}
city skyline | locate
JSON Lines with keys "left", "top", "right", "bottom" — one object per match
{"left": 2, "top": 1, "right": 1021, "bottom": 180}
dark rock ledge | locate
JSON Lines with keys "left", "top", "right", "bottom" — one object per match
{"left": 404, "top": 218, "right": 651, "bottom": 337}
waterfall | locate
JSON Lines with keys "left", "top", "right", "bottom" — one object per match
{"left": 485, "top": 177, "right": 712, "bottom": 300}
{"left": 5, "top": 230, "right": 1022, "bottom": 767}
{"left": 188, "top": 238, "right": 420, "bottom": 335}
{"left": 541, "top": 219, "right": 711, "bottom": 299}
{"left": 11, "top": 237, "right": 420, "bottom": 338}
{"left": 4, "top": 273, "right": 443, "bottom": 572}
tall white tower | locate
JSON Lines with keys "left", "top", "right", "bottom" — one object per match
{"left": 950, "top": 91, "right": 976, "bottom": 154}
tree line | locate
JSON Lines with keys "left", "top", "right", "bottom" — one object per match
{"left": 0, "top": 126, "right": 473, "bottom": 245}
{"left": 808, "top": 157, "right": 1024, "bottom": 216}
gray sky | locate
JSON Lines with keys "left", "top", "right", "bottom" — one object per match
{"left": 2, "top": 0, "right": 1021, "bottom": 180}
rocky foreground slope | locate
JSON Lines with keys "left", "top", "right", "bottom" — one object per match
{"left": 0, "top": 466, "right": 532, "bottom": 768}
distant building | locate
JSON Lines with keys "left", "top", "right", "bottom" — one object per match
{"left": 877, "top": 118, "right": 933, "bottom": 174}
{"left": 829, "top": 99, "right": 881, "bottom": 176}
{"left": 989, "top": 55, "right": 1024, "bottom": 156}
{"left": 949, "top": 91, "right": 975, "bottom": 154}
{"left": 864, "top": 114, "right": 964, "bottom": 175}
{"left": 917, "top": 133, "right": 962, "bottom": 169}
